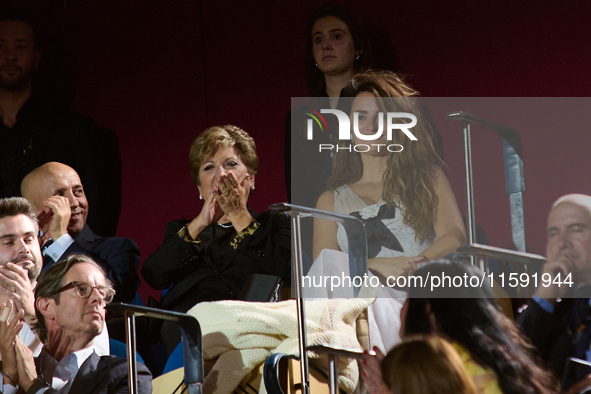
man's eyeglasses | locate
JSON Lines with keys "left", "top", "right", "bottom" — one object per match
{"left": 55, "top": 281, "right": 116, "bottom": 304}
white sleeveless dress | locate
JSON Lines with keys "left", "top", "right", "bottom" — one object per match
{"left": 305, "top": 185, "right": 435, "bottom": 353}
{"left": 334, "top": 185, "right": 433, "bottom": 259}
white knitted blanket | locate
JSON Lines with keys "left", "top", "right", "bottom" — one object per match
{"left": 187, "top": 298, "right": 372, "bottom": 394}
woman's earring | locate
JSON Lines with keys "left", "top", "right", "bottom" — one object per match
{"left": 251, "top": 185, "right": 255, "bottom": 191}
{"left": 199, "top": 195, "right": 203, "bottom": 200}
{"left": 356, "top": 55, "right": 360, "bottom": 60}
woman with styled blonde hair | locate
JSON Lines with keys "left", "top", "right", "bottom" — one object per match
{"left": 143, "top": 125, "right": 291, "bottom": 356}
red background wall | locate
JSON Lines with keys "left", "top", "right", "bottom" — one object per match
{"left": 7, "top": 0, "right": 591, "bottom": 301}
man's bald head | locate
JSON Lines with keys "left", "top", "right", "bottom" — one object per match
{"left": 21, "top": 162, "right": 88, "bottom": 237}
{"left": 552, "top": 194, "right": 591, "bottom": 211}
{"left": 547, "top": 194, "right": 591, "bottom": 284}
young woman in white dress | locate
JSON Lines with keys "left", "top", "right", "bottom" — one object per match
{"left": 310, "top": 70, "right": 466, "bottom": 352}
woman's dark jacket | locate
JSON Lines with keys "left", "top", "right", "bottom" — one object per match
{"left": 142, "top": 210, "right": 291, "bottom": 313}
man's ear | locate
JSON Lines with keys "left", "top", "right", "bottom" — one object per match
{"left": 36, "top": 297, "right": 55, "bottom": 321}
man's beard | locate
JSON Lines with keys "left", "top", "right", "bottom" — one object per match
{"left": 8, "top": 254, "right": 41, "bottom": 282}
{"left": 0, "top": 67, "right": 34, "bottom": 92}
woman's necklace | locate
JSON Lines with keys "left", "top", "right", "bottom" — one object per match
{"left": 217, "top": 222, "right": 233, "bottom": 229}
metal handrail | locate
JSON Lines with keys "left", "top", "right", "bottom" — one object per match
{"left": 269, "top": 203, "right": 367, "bottom": 394}
{"left": 447, "top": 111, "right": 527, "bottom": 263}
{"left": 107, "top": 303, "right": 204, "bottom": 394}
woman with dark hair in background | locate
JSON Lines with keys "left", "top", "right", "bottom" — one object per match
{"left": 286, "top": 6, "right": 444, "bottom": 229}
{"left": 398, "top": 260, "right": 557, "bottom": 394}
{"left": 304, "top": 4, "right": 371, "bottom": 102}
{"left": 286, "top": 5, "right": 370, "bottom": 210}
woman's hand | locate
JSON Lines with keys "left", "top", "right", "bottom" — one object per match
{"left": 361, "top": 347, "right": 387, "bottom": 394}
{"left": 565, "top": 374, "right": 591, "bottom": 394}
{"left": 215, "top": 172, "right": 249, "bottom": 216}
{"left": 215, "top": 172, "right": 253, "bottom": 232}
{"left": 368, "top": 256, "right": 427, "bottom": 284}
{"left": 187, "top": 192, "right": 224, "bottom": 240}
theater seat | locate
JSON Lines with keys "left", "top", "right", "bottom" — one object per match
{"left": 109, "top": 338, "right": 145, "bottom": 364}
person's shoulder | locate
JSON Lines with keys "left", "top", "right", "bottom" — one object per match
{"left": 256, "top": 210, "right": 289, "bottom": 226}
{"left": 554, "top": 297, "right": 576, "bottom": 316}
{"left": 84, "top": 225, "right": 139, "bottom": 254}
{"left": 84, "top": 225, "right": 138, "bottom": 249}
{"left": 164, "top": 218, "right": 191, "bottom": 232}
{"left": 450, "top": 341, "right": 501, "bottom": 392}
{"left": 48, "top": 103, "right": 96, "bottom": 127}
{"left": 99, "top": 353, "right": 148, "bottom": 366}
{"left": 74, "top": 225, "right": 101, "bottom": 244}
{"left": 316, "top": 190, "right": 335, "bottom": 211}
{"left": 431, "top": 166, "right": 446, "bottom": 179}
{"left": 101, "top": 235, "right": 139, "bottom": 250}
{"left": 97, "top": 355, "right": 152, "bottom": 376}
{"left": 98, "top": 354, "right": 128, "bottom": 367}
{"left": 27, "top": 97, "right": 96, "bottom": 126}
{"left": 96, "top": 356, "right": 153, "bottom": 393}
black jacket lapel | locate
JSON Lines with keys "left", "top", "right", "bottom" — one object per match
{"left": 67, "top": 351, "right": 103, "bottom": 393}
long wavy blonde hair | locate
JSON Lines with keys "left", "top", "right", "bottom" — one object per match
{"left": 327, "top": 70, "right": 444, "bottom": 242}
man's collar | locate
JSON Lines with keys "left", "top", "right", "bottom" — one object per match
{"left": 4, "top": 94, "right": 34, "bottom": 121}
{"left": 40, "top": 342, "right": 95, "bottom": 366}
{"left": 72, "top": 224, "right": 99, "bottom": 244}
{"left": 70, "top": 346, "right": 95, "bottom": 370}
{"left": 38, "top": 345, "right": 96, "bottom": 391}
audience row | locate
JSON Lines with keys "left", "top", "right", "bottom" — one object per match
{"left": 1, "top": 5, "right": 590, "bottom": 394}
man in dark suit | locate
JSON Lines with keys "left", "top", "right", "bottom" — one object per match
{"left": 0, "top": 12, "right": 121, "bottom": 237}
{"left": 518, "top": 194, "right": 591, "bottom": 388}
{"left": 0, "top": 253, "right": 152, "bottom": 393}
{"left": 21, "top": 162, "right": 139, "bottom": 303}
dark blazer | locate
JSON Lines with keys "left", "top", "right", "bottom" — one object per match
{"left": 517, "top": 298, "right": 575, "bottom": 378}
{"left": 33, "top": 351, "right": 152, "bottom": 393}
{"left": 142, "top": 210, "right": 291, "bottom": 313}
{"left": 43, "top": 225, "right": 140, "bottom": 303}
